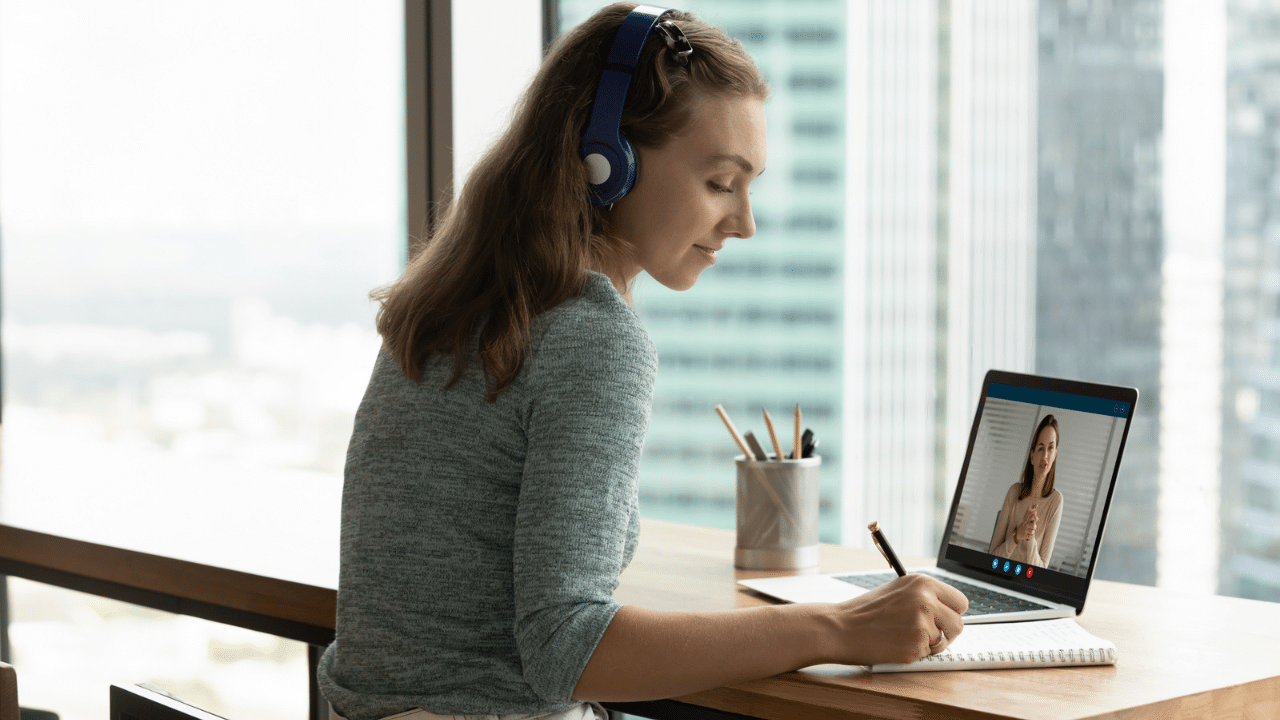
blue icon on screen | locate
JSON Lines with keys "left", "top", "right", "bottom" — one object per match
{"left": 1003, "top": 560, "right": 1011, "bottom": 573}
{"left": 992, "top": 558, "right": 999, "bottom": 569}
{"left": 1015, "top": 564, "right": 1022, "bottom": 576}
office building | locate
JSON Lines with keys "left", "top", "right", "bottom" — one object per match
{"left": 1222, "top": 0, "right": 1280, "bottom": 602}
{"left": 1034, "top": 0, "right": 1164, "bottom": 586}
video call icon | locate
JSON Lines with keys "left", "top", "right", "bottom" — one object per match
{"left": 992, "top": 558, "right": 999, "bottom": 569}
{"left": 1015, "top": 564, "right": 1022, "bottom": 576}
{"left": 1003, "top": 560, "right": 1011, "bottom": 573}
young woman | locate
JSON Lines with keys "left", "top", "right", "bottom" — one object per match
{"left": 318, "top": 5, "right": 967, "bottom": 719}
{"left": 989, "top": 414, "right": 1064, "bottom": 567}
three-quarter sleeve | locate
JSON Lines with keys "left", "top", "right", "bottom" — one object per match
{"left": 510, "top": 299, "right": 657, "bottom": 702}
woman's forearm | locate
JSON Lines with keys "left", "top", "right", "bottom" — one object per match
{"left": 572, "top": 603, "right": 835, "bottom": 702}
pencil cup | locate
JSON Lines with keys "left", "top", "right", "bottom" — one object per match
{"left": 734, "top": 455, "right": 821, "bottom": 570}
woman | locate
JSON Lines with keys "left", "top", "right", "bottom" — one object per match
{"left": 318, "top": 5, "right": 967, "bottom": 719}
{"left": 989, "top": 414, "right": 1064, "bottom": 567}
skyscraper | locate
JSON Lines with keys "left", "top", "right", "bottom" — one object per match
{"left": 1222, "top": 0, "right": 1280, "bottom": 601}
{"left": 1034, "top": 0, "right": 1164, "bottom": 585}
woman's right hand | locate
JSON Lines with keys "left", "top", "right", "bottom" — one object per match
{"left": 1016, "top": 504, "right": 1038, "bottom": 543}
{"left": 822, "top": 574, "right": 968, "bottom": 666}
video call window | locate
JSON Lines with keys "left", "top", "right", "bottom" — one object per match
{"left": 947, "top": 385, "right": 1131, "bottom": 580}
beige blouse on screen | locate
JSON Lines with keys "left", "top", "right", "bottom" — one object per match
{"left": 988, "top": 482, "right": 1063, "bottom": 567}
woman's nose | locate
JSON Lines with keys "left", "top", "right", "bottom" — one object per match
{"left": 723, "top": 194, "right": 755, "bottom": 239}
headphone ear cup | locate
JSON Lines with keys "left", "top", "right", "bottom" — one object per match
{"left": 583, "top": 133, "right": 638, "bottom": 206}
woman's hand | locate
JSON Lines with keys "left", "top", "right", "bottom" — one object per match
{"left": 822, "top": 574, "right": 968, "bottom": 666}
{"left": 1016, "top": 504, "right": 1038, "bottom": 544}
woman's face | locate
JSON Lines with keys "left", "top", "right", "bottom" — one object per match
{"left": 608, "top": 93, "right": 767, "bottom": 291}
{"left": 1030, "top": 425, "right": 1058, "bottom": 481}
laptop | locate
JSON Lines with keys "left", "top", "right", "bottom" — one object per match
{"left": 739, "top": 369, "right": 1138, "bottom": 624}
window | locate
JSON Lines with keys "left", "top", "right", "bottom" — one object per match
{"left": 0, "top": 1, "right": 403, "bottom": 715}
{"left": 552, "top": 1, "right": 1278, "bottom": 604}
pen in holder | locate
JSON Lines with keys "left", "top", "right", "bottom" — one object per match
{"left": 734, "top": 455, "right": 821, "bottom": 570}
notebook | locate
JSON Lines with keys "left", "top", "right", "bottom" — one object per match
{"left": 739, "top": 369, "right": 1138, "bottom": 624}
{"left": 870, "top": 618, "right": 1117, "bottom": 672}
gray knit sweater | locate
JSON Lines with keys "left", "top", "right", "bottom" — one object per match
{"left": 317, "top": 273, "right": 657, "bottom": 719}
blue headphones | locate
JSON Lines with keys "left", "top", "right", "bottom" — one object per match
{"left": 580, "top": 5, "right": 693, "bottom": 206}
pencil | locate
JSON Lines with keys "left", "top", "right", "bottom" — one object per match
{"left": 714, "top": 404, "right": 754, "bottom": 460}
{"left": 762, "top": 409, "right": 785, "bottom": 461}
{"left": 792, "top": 403, "right": 802, "bottom": 460}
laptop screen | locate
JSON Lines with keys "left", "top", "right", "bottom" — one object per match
{"left": 936, "top": 370, "right": 1137, "bottom": 610}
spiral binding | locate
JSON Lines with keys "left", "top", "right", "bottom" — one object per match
{"left": 921, "top": 645, "right": 1114, "bottom": 665}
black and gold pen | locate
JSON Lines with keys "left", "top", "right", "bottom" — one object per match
{"left": 868, "top": 520, "right": 907, "bottom": 577}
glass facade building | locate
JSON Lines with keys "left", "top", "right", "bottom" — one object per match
{"left": 1223, "top": 0, "right": 1280, "bottom": 601}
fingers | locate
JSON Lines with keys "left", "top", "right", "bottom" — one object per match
{"left": 913, "top": 577, "right": 967, "bottom": 658}
{"left": 837, "top": 574, "right": 969, "bottom": 665}
{"left": 934, "top": 601, "right": 965, "bottom": 653}
{"left": 929, "top": 627, "right": 950, "bottom": 654}
{"left": 930, "top": 578, "right": 969, "bottom": 616}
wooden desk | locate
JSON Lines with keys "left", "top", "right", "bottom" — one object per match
{"left": 2, "top": 517, "right": 1279, "bottom": 719}
{"left": 617, "top": 521, "right": 1280, "bottom": 720}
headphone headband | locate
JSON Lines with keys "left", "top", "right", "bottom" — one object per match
{"left": 580, "top": 5, "right": 688, "bottom": 206}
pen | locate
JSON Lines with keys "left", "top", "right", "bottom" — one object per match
{"left": 743, "top": 431, "right": 769, "bottom": 462}
{"left": 868, "top": 520, "right": 907, "bottom": 577}
{"left": 800, "top": 428, "right": 815, "bottom": 459}
{"left": 792, "top": 403, "right": 802, "bottom": 460}
{"left": 714, "top": 404, "right": 755, "bottom": 460}
{"left": 762, "top": 409, "right": 785, "bottom": 460}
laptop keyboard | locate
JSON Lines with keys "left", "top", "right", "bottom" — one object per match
{"left": 832, "top": 570, "right": 1052, "bottom": 616}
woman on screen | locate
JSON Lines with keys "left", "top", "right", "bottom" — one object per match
{"left": 989, "top": 414, "right": 1064, "bottom": 567}
{"left": 317, "top": 4, "right": 967, "bottom": 720}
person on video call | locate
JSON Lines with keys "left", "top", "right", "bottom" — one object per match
{"left": 317, "top": 5, "right": 968, "bottom": 720}
{"left": 989, "top": 414, "right": 1064, "bottom": 567}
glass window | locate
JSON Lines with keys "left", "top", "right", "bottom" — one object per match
{"left": 552, "top": 1, "right": 1279, "bottom": 604}
{"left": 0, "top": 0, "right": 403, "bottom": 715}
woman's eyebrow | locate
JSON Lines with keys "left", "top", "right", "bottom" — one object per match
{"left": 707, "top": 153, "right": 765, "bottom": 175}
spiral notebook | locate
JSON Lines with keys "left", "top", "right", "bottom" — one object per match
{"left": 871, "top": 618, "right": 1117, "bottom": 672}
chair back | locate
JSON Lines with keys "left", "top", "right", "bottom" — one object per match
{"left": 0, "top": 662, "right": 18, "bottom": 720}
{"left": 109, "top": 685, "right": 227, "bottom": 720}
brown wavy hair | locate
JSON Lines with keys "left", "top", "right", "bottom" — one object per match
{"left": 373, "top": 3, "right": 768, "bottom": 400}
{"left": 1019, "top": 414, "right": 1060, "bottom": 500}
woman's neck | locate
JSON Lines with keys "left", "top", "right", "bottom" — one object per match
{"left": 1030, "top": 476, "right": 1045, "bottom": 498}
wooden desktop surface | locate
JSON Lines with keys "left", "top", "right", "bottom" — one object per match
{"left": 2, "top": 516, "right": 1279, "bottom": 719}
{"left": 624, "top": 521, "right": 1280, "bottom": 720}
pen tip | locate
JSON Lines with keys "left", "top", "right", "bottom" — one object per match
{"left": 867, "top": 520, "right": 879, "bottom": 532}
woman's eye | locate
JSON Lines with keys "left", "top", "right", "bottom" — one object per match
{"left": 708, "top": 181, "right": 733, "bottom": 193}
